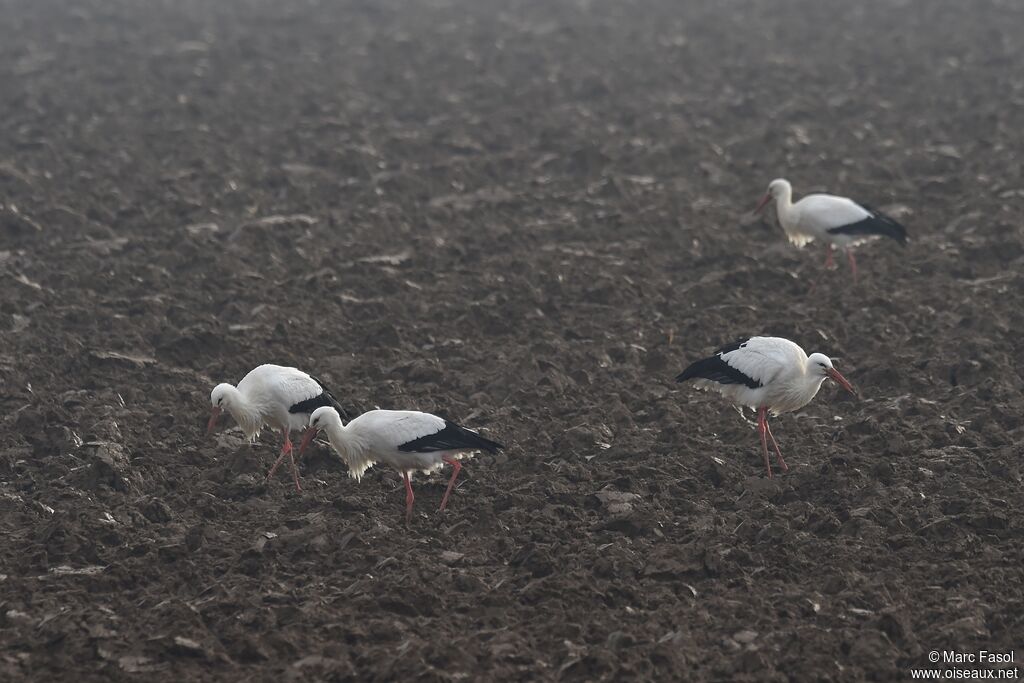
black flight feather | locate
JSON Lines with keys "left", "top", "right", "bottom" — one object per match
{"left": 826, "top": 204, "right": 908, "bottom": 245}
{"left": 675, "top": 338, "right": 763, "bottom": 389}
{"left": 288, "top": 375, "right": 349, "bottom": 420}
{"left": 398, "top": 421, "right": 504, "bottom": 453}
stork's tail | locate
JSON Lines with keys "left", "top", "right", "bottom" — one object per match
{"left": 871, "top": 211, "right": 909, "bottom": 245}
{"left": 398, "top": 420, "right": 505, "bottom": 454}
{"left": 450, "top": 424, "right": 505, "bottom": 453}
{"left": 832, "top": 205, "right": 908, "bottom": 245}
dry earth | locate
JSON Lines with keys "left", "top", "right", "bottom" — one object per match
{"left": 1, "top": 0, "right": 1023, "bottom": 680}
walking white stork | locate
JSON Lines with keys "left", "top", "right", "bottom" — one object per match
{"left": 754, "top": 178, "right": 908, "bottom": 282}
{"left": 298, "top": 406, "right": 504, "bottom": 523}
{"left": 675, "top": 336, "right": 857, "bottom": 478}
{"left": 207, "top": 364, "right": 346, "bottom": 491}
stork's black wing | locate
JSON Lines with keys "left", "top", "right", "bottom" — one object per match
{"left": 398, "top": 421, "right": 504, "bottom": 453}
{"left": 288, "top": 375, "right": 350, "bottom": 420}
{"left": 675, "top": 338, "right": 763, "bottom": 389}
{"left": 826, "top": 204, "right": 908, "bottom": 244}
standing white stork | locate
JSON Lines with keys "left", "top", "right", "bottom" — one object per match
{"left": 298, "top": 406, "right": 504, "bottom": 523}
{"left": 207, "top": 364, "right": 346, "bottom": 491}
{"left": 676, "top": 336, "right": 857, "bottom": 478}
{"left": 754, "top": 178, "right": 908, "bottom": 282}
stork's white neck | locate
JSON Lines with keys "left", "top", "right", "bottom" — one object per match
{"left": 773, "top": 182, "right": 798, "bottom": 230}
{"left": 772, "top": 361, "right": 828, "bottom": 414}
{"left": 222, "top": 385, "right": 264, "bottom": 441}
{"left": 319, "top": 417, "right": 379, "bottom": 481}
{"left": 322, "top": 419, "right": 370, "bottom": 463}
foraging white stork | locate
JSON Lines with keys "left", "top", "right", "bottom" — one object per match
{"left": 298, "top": 406, "right": 504, "bottom": 523}
{"left": 754, "top": 178, "right": 908, "bottom": 282}
{"left": 676, "top": 336, "right": 857, "bottom": 478}
{"left": 207, "top": 364, "right": 346, "bottom": 491}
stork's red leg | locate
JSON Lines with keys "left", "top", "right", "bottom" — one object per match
{"left": 286, "top": 435, "right": 302, "bottom": 493}
{"left": 266, "top": 429, "right": 294, "bottom": 483}
{"left": 757, "top": 406, "right": 772, "bottom": 479}
{"left": 438, "top": 457, "right": 463, "bottom": 512}
{"left": 403, "top": 471, "right": 415, "bottom": 525}
{"left": 264, "top": 431, "right": 302, "bottom": 491}
{"left": 846, "top": 249, "right": 858, "bottom": 282}
{"left": 764, "top": 419, "right": 788, "bottom": 471}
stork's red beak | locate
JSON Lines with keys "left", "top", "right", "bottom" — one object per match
{"left": 826, "top": 367, "right": 857, "bottom": 396}
{"left": 753, "top": 193, "right": 772, "bottom": 214}
{"left": 206, "top": 407, "right": 222, "bottom": 435}
{"left": 298, "top": 426, "right": 319, "bottom": 456}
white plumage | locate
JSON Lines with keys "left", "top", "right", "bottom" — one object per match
{"left": 755, "top": 178, "right": 908, "bottom": 280}
{"left": 677, "top": 336, "right": 857, "bottom": 478}
{"left": 299, "top": 406, "right": 504, "bottom": 523}
{"left": 313, "top": 409, "right": 450, "bottom": 481}
{"left": 208, "top": 363, "right": 342, "bottom": 491}
{"left": 684, "top": 337, "right": 830, "bottom": 414}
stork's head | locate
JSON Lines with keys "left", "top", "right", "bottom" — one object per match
{"left": 207, "top": 383, "right": 235, "bottom": 435}
{"left": 307, "top": 406, "right": 337, "bottom": 431}
{"left": 808, "top": 353, "right": 857, "bottom": 395}
{"left": 300, "top": 406, "right": 340, "bottom": 454}
{"left": 754, "top": 178, "right": 791, "bottom": 213}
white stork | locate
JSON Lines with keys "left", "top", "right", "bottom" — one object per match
{"left": 676, "top": 336, "right": 857, "bottom": 478}
{"left": 207, "top": 364, "right": 346, "bottom": 491}
{"left": 754, "top": 178, "right": 908, "bottom": 282}
{"left": 298, "top": 406, "right": 504, "bottom": 523}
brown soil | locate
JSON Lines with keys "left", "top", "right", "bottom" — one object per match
{"left": 1, "top": 0, "right": 1022, "bottom": 680}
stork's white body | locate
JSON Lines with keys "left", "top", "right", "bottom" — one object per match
{"left": 677, "top": 336, "right": 856, "bottom": 478}
{"left": 302, "top": 406, "right": 503, "bottom": 522}
{"left": 774, "top": 192, "right": 875, "bottom": 249}
{"left": 209, "top": 363, "right": 341, "bottom": 491}
{"left": 687, "top": 337, "right": 830, "bottom": 415}
{"left": 217, "top": 364, "right": 328, "bottom": 440}
{"left": 757, "top": 178, "right": 908, "bottom": 283}
{"left": 311, "top": 409, "right": 467, "bottom": 480}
